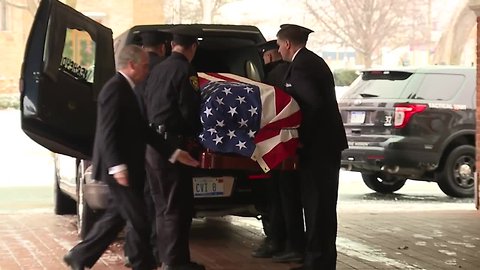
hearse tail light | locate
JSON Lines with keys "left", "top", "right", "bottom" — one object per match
{"left": 394, "top": 103, "right": 427, "bottom": 128}
{"left": 248, "top": 173, "right": 271, "bottom": 180}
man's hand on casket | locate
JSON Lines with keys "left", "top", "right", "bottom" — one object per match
{"left": 175, "top": 149, "right": 200, "bottom": 167}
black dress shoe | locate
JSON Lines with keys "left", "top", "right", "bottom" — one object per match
{"left": 251, "top": 239, "right": 282, "bottom": 258}
{"left": 63, "top": 251, "right": 85, "bottom": 270}
{"left": 272, "top": 251, "right": 304, "bottom": 263}
{"left": 125, "top": 255, "right": 161, "bottom": 268}
{"left": 163, "top": 261, "right": 205, "bottom": 270}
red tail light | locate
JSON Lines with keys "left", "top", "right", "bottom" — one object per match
{"left": 394, "top": 103, "right": 427, "bottom": 128}
{"left": 248, "top": 173, "right": 271, "bottom": 180}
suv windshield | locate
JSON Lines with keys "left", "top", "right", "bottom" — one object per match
{"left": 343, "top": 71, "right": 414, "bottom": 99}
{"left": 343, "top": 70, "right": 466, "bottom": 101}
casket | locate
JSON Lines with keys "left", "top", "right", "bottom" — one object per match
{"left": 196, "top": 72, "right": 301, "bottom": 172}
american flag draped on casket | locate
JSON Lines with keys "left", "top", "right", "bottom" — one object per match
{"left": 198, "top": 72, "right": 302, "bottom": 172}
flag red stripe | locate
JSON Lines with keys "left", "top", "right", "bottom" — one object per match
{"left": 199, "top": 76, "right": 210, "bottom": 88}
{"left": 260, "top": 138, "right": 299, "bottom": 170}
{"left": 254, "top": 111, "right": 302, "bottom": 142}
{"left": 274, "top": 87, "right": 292, "bottom": 115}
{"left": 254, "top": 129, "right": 280, "bottom": 144}
{"left": 263, "top": 110, "right": 302, "bottom": 130}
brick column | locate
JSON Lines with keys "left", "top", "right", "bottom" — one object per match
{"left": 469, "top": 0, "right": 480, "bottom": 210}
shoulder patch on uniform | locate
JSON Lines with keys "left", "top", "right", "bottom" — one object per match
{"left": 189, "top": 76, "right": 199, "bottom": 91}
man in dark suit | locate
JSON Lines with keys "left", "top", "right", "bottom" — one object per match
{"left": 63, "top": 45, "right": 199, "bottom": 270}
{"left": 143, "top": 26, "right": 204, "bottom": 270}
{"left": 252, "top": 40, "right": 305, "bottom": 264}
{"left": 276, "top": 24, "right": 348, "bottom": 270}
{"left": 124, "top": 30, "right": 172, "bottom": 268}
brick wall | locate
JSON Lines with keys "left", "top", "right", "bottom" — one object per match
{"left": 0, "top": 3, "right": 33, "bottom": 94}
{"left": 69, "top": 0, "right": 165, "bottom": 42}
{"left": 0, "top": 0, "right": 166, "bottom": 95}
{"left": 477, "top": 14, "right": 480, "bottom": 210}
{"left": 133, "top": 0, "right": 165, "bottom": 28}
{"left": 472, "top": 0, "right": 480, "bottom": 210}
{"left": 75, "top": 1, "right": 134, "bottom": 37}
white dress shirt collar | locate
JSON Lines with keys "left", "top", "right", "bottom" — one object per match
{"left": 118, "top": 71, "right": 135, "bottom": 89}
{"left": 292, "top": 47, "right": 303, "bottom": 62}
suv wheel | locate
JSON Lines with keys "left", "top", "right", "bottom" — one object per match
{"left": 53, "top": 163, "right": 76, "bottom": 215}
{"left": 436, "top": 145, "right": 475, "bottom": 198}
{"left": 361, "top": 173, "right": 407, "bottom": 194}
{"left": 76, "top": 163, "right": 97, "bottom": 239}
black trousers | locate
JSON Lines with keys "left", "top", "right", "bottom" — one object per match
{"left": 146, "top": 146, "right": 194, "bottom": 266}
{"left": 69, "top": 177, "right": 155, "bottom": 270}
{"left": 124, "top": 176, "right": 160, "bottom": 266}
{"left": 268, "top": 170, "right": 305, "bottom": 252}
{"left": 299, "top": 151, "right": 340, "bottom": 270}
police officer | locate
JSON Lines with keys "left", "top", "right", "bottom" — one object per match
{"left": 124, "top": 30, "right": 172, "bottom": 268}
{"left": 251, "top": 40, "right": 305, "bottom": 263}
{"left": 140, "top": 30, "right": 171, "bottom": 70}
{"left": 261, "top": 39, "right": 290, "bottom": 87}
{"left": 143, "top": 25, "right": 204, "bottom": 270}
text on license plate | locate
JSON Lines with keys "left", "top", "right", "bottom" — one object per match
{"left": 350, "top": 111, "right": 365, "bottom": 123}
{"left": 193, "top": 177, "right": 230, "bottom": 197}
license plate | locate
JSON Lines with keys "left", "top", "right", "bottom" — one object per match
{"left": 193, "top": 177, "right": 231, "bottom": 198}
{"left": 350, "top": 111, "right": 365, "bottom": 123}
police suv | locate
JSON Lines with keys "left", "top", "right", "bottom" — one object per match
{"left": 339, "top": 66, "right": 476, "bottom": 198}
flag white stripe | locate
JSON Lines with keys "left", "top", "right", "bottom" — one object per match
{"left": 198, "top": 72, "right": 226, "bottom": 82}
{"left": 268, "top": 98, "right": 301, "bottom": 125}
{"left": 251, "top": 129, "right": 299, "bottom": 172}
{"left": 258, "top": 85, "right": 277, "bottom": 128}
{"left": 217, "top": 73, "right": 272, "bottom": 87}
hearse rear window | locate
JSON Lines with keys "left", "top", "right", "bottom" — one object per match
{"left": 60, "top": 28, "right": 96, "bottom": 83}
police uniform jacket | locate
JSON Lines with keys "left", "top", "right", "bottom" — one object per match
{"left": 264, "top": 60, "right": 289, "bottom": 89}
{"left": 147, "top": 51, "right": 166, "bottom": 71}
{"left": 283, "top": 47, "right": 348, "bottom": 156}
{"left": 144, "top": 52, "right": 202, "bottom": 138}
{"left": 135, "top": 52, "right": 166, "bottom": 116}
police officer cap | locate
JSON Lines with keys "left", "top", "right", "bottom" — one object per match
{"left": 139, "top": 30, "right": 171, "bottom": 47}
{"left": 168, "top": 25, "right": 203, "bottom": 46}
{"left": 258, "top": 40, "right": 279, "bottom": 53}
{"left": 278, "top": 24, "right": 313, "bottom": 43}
{"left": 280, "top": 24, "right": 314, "bottom": 34}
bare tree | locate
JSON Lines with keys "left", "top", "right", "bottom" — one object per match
{"left": 432, "top": 0, "right": 475, "bottom": 65}
{"left": 305, "top": 0, "right": 423, "bottom": 67}
{"left": 166, "top": 0, "right": 234, "bottom": 23}
{"left": 198, "top": 0, "right": 233, "bottom": 23}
